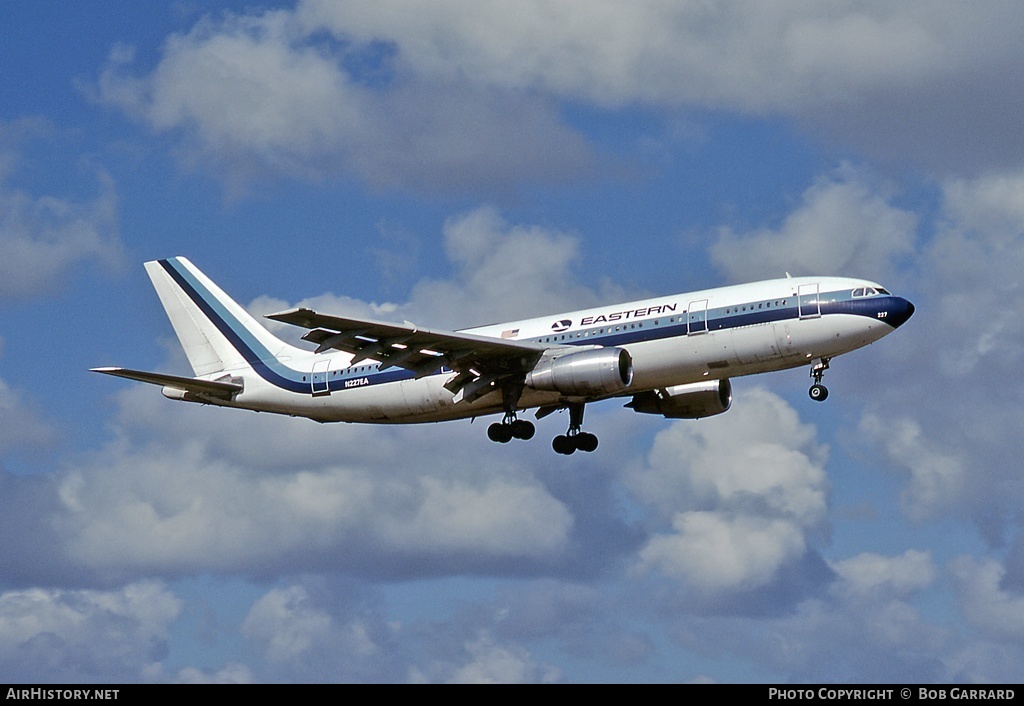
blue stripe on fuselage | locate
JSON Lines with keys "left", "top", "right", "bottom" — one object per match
{"left": 160, "top": 258, "right": 431, "bottom": 394}
{"left": 160, "top": 257, "right": 906, "bottom": 396}
{"left": 159, "top": 259, "right": 310, "bottom": 393}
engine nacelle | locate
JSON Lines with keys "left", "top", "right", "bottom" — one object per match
{"left": 525, "top": 347, "right": 633, "bottom": 397}
{"left": 626, "top": 379, "right": 732, "bottom": 419}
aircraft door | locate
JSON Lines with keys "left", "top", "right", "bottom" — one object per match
{"left": 798, "top": 283, "right": 820, "bottom": 319}
{"left": 311, "top": 358, "right": 331, "bottom": 396}
{"left": 687, "top": 299, "right": 709, "bottom": 335}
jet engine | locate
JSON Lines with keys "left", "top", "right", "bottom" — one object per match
{"left": 525, "top": 347, "right": 633, "bottom": 397}
{"left": 626, "top": 379, "right": 732, "bottom": 419}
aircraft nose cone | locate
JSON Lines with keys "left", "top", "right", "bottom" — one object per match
{"left": 887, "top": 297, "right": 915, "bottom": 328}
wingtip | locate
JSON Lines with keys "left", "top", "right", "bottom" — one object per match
{"left": 265, "top": 307, "right": 314, "bottom": 321}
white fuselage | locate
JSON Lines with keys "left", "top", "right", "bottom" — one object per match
{"left": 211, "top": 276, "right": 909, "bottom": 424}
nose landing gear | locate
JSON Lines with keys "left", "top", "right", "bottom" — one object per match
{"left": 809, "top": 357, "right": 831, "bottom": 401}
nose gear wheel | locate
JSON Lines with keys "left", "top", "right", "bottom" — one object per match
{"left": 808, "top": 357, "right": 831, "bottom": 402}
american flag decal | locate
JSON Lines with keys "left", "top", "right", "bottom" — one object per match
{"left": 501, "top": 329, "right": 519, "bottom": 339}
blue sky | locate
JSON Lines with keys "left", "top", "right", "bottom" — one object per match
{"left": 2, "top": 1, "right": 1024, "bottom": 683}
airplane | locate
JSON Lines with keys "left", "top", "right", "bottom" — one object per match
{"left": 93, "top": 257, "right": 915, "bottom": 454}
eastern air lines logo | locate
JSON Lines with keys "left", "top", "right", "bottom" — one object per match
{"left": 551, "top": 319, "right": 572, "bottom": 333}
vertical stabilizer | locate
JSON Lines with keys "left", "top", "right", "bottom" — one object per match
{"left": 144, "top": 257, "right": 304, "bottom": 376}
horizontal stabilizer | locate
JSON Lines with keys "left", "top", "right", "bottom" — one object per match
{"left": 90, "top": 367, "right": 242, "bottom": 400}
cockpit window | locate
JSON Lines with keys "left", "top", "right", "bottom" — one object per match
{"left": 852, "top": 287, "right": 882, "bottom": 298}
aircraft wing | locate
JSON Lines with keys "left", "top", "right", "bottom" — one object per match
{"left": 266, "top": 307, "right": 547, "bottom": 400}
{"left": 91, "top": 367, "right": 242, "bottom": 400}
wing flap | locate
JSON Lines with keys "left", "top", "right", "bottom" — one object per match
{"left": 267, "top": 307, "right": 545, "bottom": 377}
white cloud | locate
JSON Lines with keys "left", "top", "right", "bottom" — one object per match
{"left": 108, "top": 13, "right": 365, "bottom": 182}
{"left": 241, "top": 586, "right": 340, "bottom": 662}
{"left": 851, "top": 167, "right": 1024, "bottom": 538}
{"left": 256, "top": 206, "right": 629, "bottom": 331}
{"left": 927, "top": 171, "right": 1024, "bottom": 376}
{"left": 233, "top": 581, "right": 403, "bottom": 681}
{"left": 950, "top": 556, "right": 1024, "bottom": 642}
{"left": 831, "top": 549, "right": 937, "bottom": 599}
{"left": 0, "top": 167, "right": 120, "bottom": 299}
{"left": 629, "top": 387, "right": 828, "bottom": 525}
{"left": 416, "top": 632, "right": 560, "bottom": 684}
{"left": 297, "top": 1, "right": 977, "bottom": 110}
{"left": 408, "top": 206, "right": 627, "bottom": 326}
{"left": 97, "top": 14, "right": 590, "bottom": 194}
{"left": 54, "top": 398, "right": 573, "bottom": 577}
{"left": 727, "top": 589, "right": 949, "bottom": 681}
{"left": 629, "top": 388, "right": 828, "bottom": 593}
{"left": 639, "top": 512, "right": 807, "bottom": 592}
{"left": 95, "top": 3, "right": 1024, "bottom": 186}
{"left": 0, "top": 582, "right": 181, "bottom": 682}
{"left": 709, "top": 165, "right": 916, "bottom": 282}
{"left": 858, "top": 415, "right": 967, "bottom": 522}
{"left": 667, "top": 548, "right": 952, "bottom": 680}
{"left": 170, "top": 662, "right": 254, "bottom": 684}
{"left": 0, "top": 377, "right": 54, "bottom": 454}
{"left": 945, "top": 640, "right": 1024, "bottom": 684}
{"left": 943, "top": 171, "right": 1024, "bottom": 238}
{"left": 297, "top": 1, "right": 1024, "bottom": 172}
{"left": 90, "top": 2, "right": 1024, "bottom": 188}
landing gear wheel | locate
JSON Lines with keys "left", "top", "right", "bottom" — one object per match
{"left": 551, "top": 403, "right": 599, "bottom": 454}
{"left": 487, "top": 382, "right": 534, "bottom": 444}
{"left": 487, "top": 422, "right": 514, "bottom": 443}
{"left": 511, "top": 419, "right": 535, "bottom": 440}
{"left": 808, "top": 357, "right": 832, "bottom": 403}
{"left": 575, "top": 432, "right": 599, "bottom": 453}
{"left": 552, "top": 435, "right": 575, "bottom": 455}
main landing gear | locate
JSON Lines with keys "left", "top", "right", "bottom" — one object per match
{"left": 809, "top": 357, "right": 831, "bottom": 402}
{"left": 487, "top": 381, "right": 535, "bottom": 443}
{"left": 552, "top": 402, "right": 598, "bottom": 455}
{"left": 482, "top": 382, "right": 597, "bottom": 454}
{"left": 487, "top": 413, "right": 536, "bottom": 443}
